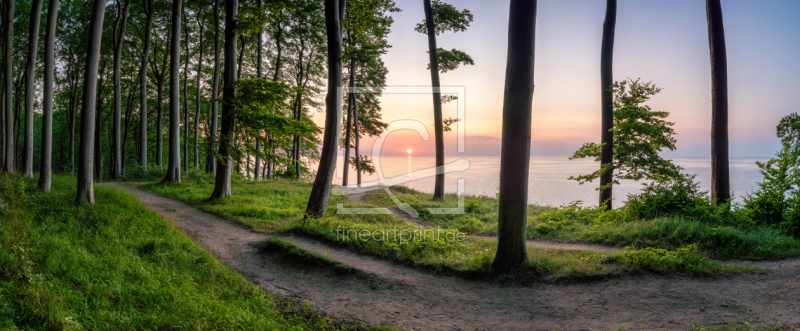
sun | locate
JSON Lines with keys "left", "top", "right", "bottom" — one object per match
{"left": 407, "top": 148, "right": 413, "bottom": 155}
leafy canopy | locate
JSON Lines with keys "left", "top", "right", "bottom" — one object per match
{"left": 414, "top": 0, "right": 473, "bottom": 35}
{"left": 569, "top": 78, "right": 681, "bottom": 187}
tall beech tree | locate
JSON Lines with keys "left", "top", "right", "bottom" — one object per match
{"left": 76, "top": 0, "right": 108, "bottom": 204}
{"left": 2, "top": 0, "right": 15, "bottom": 173}
{"left": 38, "top": 0, "right": 60, "bottom": 192}
{"left": 599, "top": 0, "right": 616, "bottom": 208}
{"left": 163, "top": 0, "right": 184, "bottom": 183}
{"left": 112, "top": 0, "right": 131, "bottom": 179}
{"left": 305, "top": 0, "right": 345, "bottom": 218}
{"left": 139, "top": 0, "right": 154, "bottom": 169}
{"left": 210, "top": 0, "right": 238, "bottom": 199}
{"left": 194, "top": 3, "right": 206, "bottom": 170}
{"left": 493, "top": 0, "right": 537, "bottom": 273}
{"left": 706, "top": 0, "right": 730, "bottom": 205}
{"left": 417, "top": 0, "right": 473, "bottom": 199}
{"left": 205, "top": 0, "right": 220, "bottom": 174}
{"left": 22, "top": 0, "right": 44, "bottom": 178}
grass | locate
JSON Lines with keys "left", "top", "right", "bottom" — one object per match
{"left": 260, "top": 237, "right": 355, "bottom": 275}
{"left": 364, "top": 186, "right": 800, "bottom": 261}
{"left": 0, "top": 174, "right": 390, "bottom": 330}
{"left": 145, "top": 177, "right": 342, "bottom": 232}
{"left": 138, "top": 178, "right": 759, "bottom": 281}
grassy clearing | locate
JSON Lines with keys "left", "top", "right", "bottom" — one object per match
{"left": 0, "top": 174, "right": 389, "bottom": 330}
{"left": 145, "top": 178, "right": 343, "bottom": 232}
{"left": 138, "top": 179, "right": 758, "bottom": 280}
{"left": 364, "top": 187, "right": 800, "bottom": 261}
{"left": 282, "top": 202, "right": 758, "bottom": 281}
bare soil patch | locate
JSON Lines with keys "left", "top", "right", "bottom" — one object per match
{"left": 106, "top": 183, "right": 800, "bottom": 330}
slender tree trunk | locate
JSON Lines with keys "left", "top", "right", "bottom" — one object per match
{"left": 342, "top": 81, "right": 352, "bottom": 186}
{"left": 599, "top": 0, "right": 616, "bottom": 209}
{"left": 163, "top": 0, "right": 183, "bottom": 183}
{"left": 76, "top": 0, "right": 108, "bottom": 204}
{"left": 354, "top": 82, "right": 361, "bottom": 186}
{"left": 111, "top": 0, "right": 130, "bottom": 179}
{"left": 94, "top": 69, "right": 106, "bottom": 181}
{"left": 210, "top": 0, "right": 237, "bottom": 199}
{"left": 254, "top": 0, "right": 262, "bottom": 180}
{"left": 268, "top": 13, "right": 283, "bottom": 179}
{"left": 156, "top": 79, "right": 163, "bottom": 165}
{"left": 69, "top": 58, "right": 77, "bottom": 173}
{"left": 140, "top": 0, "right": 153, "bottom": 169}
{"left": 423, "top": 0, "right": 445, "bottom": 200}
{"left": 182, "top": 10, "right": 189, "bottom": 173}
{"left": 22, "top": 0, "right": 43, "bottom": 178}
{"left": 2, "top": 0, "right": 15, "bottom": 173}
{"left": 706, "top": 0, "right": 730, "bottom": 205}
{"left": 492, "top": 0, "right": 537, "bottom": 273}
{"left": 38, "top": 0, "right": 59, "bottom": 191}
{"left": 305, "top": 0, "right": 345, "bottom": 218}
{"left": 206, "top": 0, "right": 220, "bottom": 175}
{"left": 195, "top": 15, "right": 205, "bottom": 170}
{"left": 122, "top": 82, "right": 135, "bottom": 172}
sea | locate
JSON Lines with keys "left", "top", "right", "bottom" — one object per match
{"left": 332, "top": 156, "right": 767, "bottom": 207}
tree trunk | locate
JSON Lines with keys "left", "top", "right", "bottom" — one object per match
{"left": 122, "top": 81, "right": 135, "bottom": 172}
{"left": 140, "top": 0, "right": 153, "bottom": 170}
{"left": 182, "top": 10, "right": 189, "bottom": 173}
{"left": 599, "top": 0, "right": 616, "bottom": 209}
{"left": 2, "top": 0, "right": 15, "bottom": 173}
{"left": 423, "top": 0, "right": 445, "bottom": 200}
{"left": 111, "top": 0, "right": 130, "bottom": 179}
{"left": 22, "top": 0, "right": 43, "bottom": 178}
{"left": 94, "top": 69, "right": 106, "bottom": 181}
{"left": 195, "top": 15, "right": 205, "bottom": 170}
{"left": 156, "top": 79, "right": 163, "bottom": 166}
{"left": 206, "top": 0, "right": 220, "bottom": 175}
{"left": 254, "top": 0, "right": 262, "bottom": 180}
{"left": 706, "top": 0, "right": 730, "bottom": 205}
{"left": 76, "top": 0, "right": 108, "bottom": 204}
{"left": 492, "top": 0, "right": 537, "bottom": 273}
{"left": 38, "top": 0, "right": 59, "bottom": 192}
{"left": 354, "top": 80, "right": 361, "bottom": 186}
{"left": 343, "top": 78, "right": 353, "bottom": 186}
{"left": 210, "top": 0, "right": 238, "bottom": 199}
{"left": 268, "top": 11, "right": 284, "bottom": 179}
{"left": 305, "top": 0, "right": 344, "bottom": 218}
{"left": 163, "top": 0, "right": 183, "bottom": 183}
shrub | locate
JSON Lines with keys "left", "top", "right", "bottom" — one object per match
{"left": 625, "top": 174, "right": 715, "bottom": 220}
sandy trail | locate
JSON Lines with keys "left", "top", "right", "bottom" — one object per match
{"left": 105, "top": 183, "right": 800, "bottom": 331}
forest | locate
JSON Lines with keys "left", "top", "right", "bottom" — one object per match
{"left": 2, "top": 0, "right": 800, "bottom": 329}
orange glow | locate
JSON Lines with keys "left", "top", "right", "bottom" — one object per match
{"left": 407, "top": 148, "right": 413, "bottom": 155}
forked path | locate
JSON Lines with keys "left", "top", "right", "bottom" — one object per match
{"left": 106, "top": 183, "right": 800, "bottom": 331}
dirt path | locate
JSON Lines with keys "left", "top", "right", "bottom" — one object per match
{"left": 344, "top": 190, "right": 620, "bottom": 253}
{"left": 105, "top": 183, "right": 800, "bottom": 330}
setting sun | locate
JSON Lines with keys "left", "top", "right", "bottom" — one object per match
{"left": 407, "top": 148, "right": 413, "bottom": 155}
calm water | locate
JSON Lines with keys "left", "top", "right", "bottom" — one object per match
{"left": 333, "top": 156, "right": 767, "bottom": 207}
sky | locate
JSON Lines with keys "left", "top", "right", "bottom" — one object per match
{"left": 313, "top": 0, "right": 800, "bottom": 158}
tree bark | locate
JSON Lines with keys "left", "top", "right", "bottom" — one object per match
{"left": 343, "top": 74, "right": 353, "bottom": 186}
{"left": 305, "top": 0, "right": 344, "bottom": 218}
{"left": 423, "top": 0, "right": 445, "bottom": 200}
{"left": 2, "top": 0, "right": 15, "bottom": 173}
{"left": 354, "top": 78, "right": 361, "bottom": 186}
{"left": 139, "top": 0, "right": 153, "bottom": 170}
{"left": 38, "top": 0, "right": 59, "bottom": 192}
{"left": 76, "top": 0, "right": 108, "bottom": 204}
{"left": 195, "top": 13, "right": 205, "bottom": 170}
{"left": 22, "top": 0, "right": 43, "bottom": 178}
{"left": 706, "top": 0, "right": 730, "bottom": 205}
{"left": 206, "top": 0, "right": 220, "bottom": 175}
{"left": 210, "top": 0, "right": 238, "bottom": 199}
{"left": 492, "top": 0, "right": 537, "bottom": 273}
{"left": 254, "top": 0, "right": 262, "bottom": 180}
{"left": 182, "top": 10, "right": 189, "bottom": 172}
{"left": 599, "top": 0, "right": 616, "bottom": 209}
{"left": 111, "top": 0, "right": 130, "bottom": 179}
{"left": 163, "top": 0, "right": 183, "bottom": 183}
